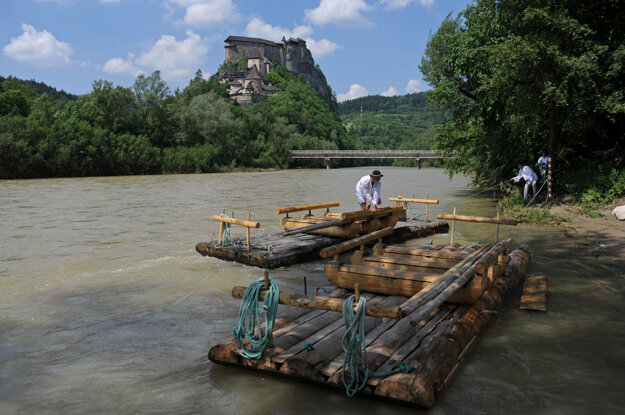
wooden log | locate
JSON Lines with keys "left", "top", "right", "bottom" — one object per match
{"left": 519, "top": 273, "right": 548, "bottom": 312}
{"left": 436, "top": 213, "right": 518, "bottom": 226}
{"left": 396, "top": 244, "right": 491, "bottom": 317}
{"left": 388, "top": 197, "right": 439, "bottom": 204}
{"left": 211, "top": 214, "right": 260, "bottom": 228}
{"left": 281, "top": 217, "right": 351, "bottom": 236}
{"left": 339, "top": 205, "right": 405, "bottom": 221}
{"left": 276, "top": 202, "right": 340, "bottom": 215}
{"left": 319, "top": 227, "right": 395, "bottom": 258}
{"left": 382, "top": 246, "right": 470, "bottom": 260}
{"left": 324, "top": 263, "right": 486, "bottom": 304}
{"left": 374, "top": 248, "right": 531, "bottom": 407}
{"left": 363, "top": 254, "right": 459, "bottom": 271}
{"left": 231, "top": 286, "right": 401, "bottom": 319}
{"left": 473, "top": 238, "right": 512, "bottom": 274}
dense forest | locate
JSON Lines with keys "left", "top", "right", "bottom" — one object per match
{"left": 339, "top": 93, "right": 443, "bottom": 151}
{"left": 0, "top": 69, "right": 440, "bottom": 179}
{"left": 0, "top": 66, "right": 352, "bottom": 179}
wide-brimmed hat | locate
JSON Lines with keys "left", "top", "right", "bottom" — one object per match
{"left": 370, "top": 170, "right": 383, "bottom": 178}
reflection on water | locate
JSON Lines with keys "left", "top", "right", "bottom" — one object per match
{"left": 1, "top": 167, "right": 624, "bottom": 414}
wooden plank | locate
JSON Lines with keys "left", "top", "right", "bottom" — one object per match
{"left": 319, "top": 295, "right": 406, "bottom": 377}
{"left": 382, "top": 246, "right": 469, "bottom": 260}
{"left": 279, "top": 294, "right": 398, "bottom": 380}
{"left": 276, "top": 202, "right": 340, "bottom": 215}
{"left": 519, "top": 273, "right": 548, "bottom": 312}
{"left": 364, "top": 255, "right": 457, "bottom": 270}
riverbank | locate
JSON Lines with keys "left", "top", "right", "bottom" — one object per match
{"left": 549, "top": 198, "right": 625, "bottom": 271}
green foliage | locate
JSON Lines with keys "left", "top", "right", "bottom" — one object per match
{"left": 421, "top": 0, "right": 625, "bottom": 187}
{"left": 339, "top": 93, "right": 443, "bottom": 162}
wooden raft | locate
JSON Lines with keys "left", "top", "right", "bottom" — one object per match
{"left": 196, "top": 220, "right": 449, "bottom": 269}
{"left": 208, "top": 243, "right": 531, "bottom": 407}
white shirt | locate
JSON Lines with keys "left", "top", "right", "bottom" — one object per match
{"left": 356, "top": 175, "right": 381, "bottom": 205}
{"left": 513, "top": 166, "right": 538, "bottom": 183}
{"left": 537, "top": 156, "right": 551, "bottom": 166}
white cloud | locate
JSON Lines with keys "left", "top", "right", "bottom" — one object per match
{"left": 183, "top": 0, "right": 241, "bottom": 27}
{"left": 337, "top": 83, "right": 368, "bottom": 102}
{"left": 406, "top": 79, "right": 423, "bottom": 93}
{"left": 104, "top": 31, "right": 209, "bottom": 81}
{"left": 103, "top": 53, "right": 142, "bottom": 77}
{"left": 305, "top": 38, "right": 341, "bottom": 58}
{"left": 379, "top": 0, "right": 435, "bottom": 9}
{"left": 245, "top": 17, "right": 340, "bottom": 58}
{"left": 305, "top": 0, "right": 374, "bottom": 27}
{"left": 3, "top": 24, "right": 74, "bottom": 67}
{"left": 381, "top": 86, "right": 397, "bottom": 97}
{"left": 135, "top": 31, "right": 208, "bottom": 79}
{"left": 245, "top": 17, "right": 309, "bottom": 41}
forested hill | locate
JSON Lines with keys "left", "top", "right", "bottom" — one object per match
{"left": 338, "top": 92, "right": 444, "bottom": 151}
{"left": 0, "top": 75, "right": 78, "bottom": 105}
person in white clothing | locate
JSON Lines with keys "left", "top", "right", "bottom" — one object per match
{"left": 356, "top": 170, "right": 383, "bottom": 212}
{"left": 537, "top": 151, "right": 551, "bottom": 177}
{"left": 511, "top": 163, "right": 538, "bottom": 200}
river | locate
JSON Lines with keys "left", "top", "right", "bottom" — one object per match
{"left": 1, "top": 167, "right": 623, "bottom": 414}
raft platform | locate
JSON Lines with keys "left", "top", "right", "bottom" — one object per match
{"left": 196, "top": 219, "right": 449, "bottom": 269}
{"left": 208, "top": 241, "right": 531, "bottom": 408}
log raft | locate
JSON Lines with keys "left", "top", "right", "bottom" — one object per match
{"left": 196, "top": 219, "right": 449, "bottom": 269}
{"left": 208, "top": 242, "right": 531, "bottom": 407}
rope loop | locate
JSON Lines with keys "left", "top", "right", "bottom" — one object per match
{"left": 232, "top": 277, "right": 280, "bottom": 359}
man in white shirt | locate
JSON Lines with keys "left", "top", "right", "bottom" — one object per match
{"left": 356, "top": 170, "right": 383, "bottom": 212}
{"left": 537, "top": 151, "right": 551, "bottom": 177}
{"left": 511, "top": 163, "right": 538, "bottom": 200}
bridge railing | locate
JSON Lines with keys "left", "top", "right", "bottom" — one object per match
{"left": 290, "top": 149, "right": 440, "bottom": 159}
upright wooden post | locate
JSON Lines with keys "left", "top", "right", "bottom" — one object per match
{"left": 426, "top": 193, "right": 430, "bottom": 221}
{"left": 495, "top": 210, "right": 500, "bottom": 242}
{"left": 218, "top": 208, "right": 225, "bottom": 245}
{"left": 246, "top": 213, "right": 251, "bottom": 251}
{"left": 354, "top": 283, "right": 360, "bottom": 303}
{"left": 450, "top": 207, "right": 457, "bottom": 245}
{"left": 264, "top": 270, "right": 269, "bottom": 289}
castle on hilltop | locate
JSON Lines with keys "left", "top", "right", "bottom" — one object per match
{"left": 218, "top": 36, "right": 334, "bottom": 109}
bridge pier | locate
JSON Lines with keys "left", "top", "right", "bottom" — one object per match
{"left": 416, "top": 158, "right": 422, "bottom": 169}
{"left": 325, "top": 158, "right": 332, "bottom": 169}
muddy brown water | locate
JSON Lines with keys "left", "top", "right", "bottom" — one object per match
{"left": 1, "top": 167, "right": 624, "bottom": 414}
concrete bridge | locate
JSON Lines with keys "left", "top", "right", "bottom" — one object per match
{"left": 290, "top": 149, "right": 442, "bottom": 168}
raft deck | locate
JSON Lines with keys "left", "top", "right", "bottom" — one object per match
{"left": 208, "top": 243, "right": 531, "bottom": 408}
{"left": 196, "top": 219, "right": 449, "bottom": 269}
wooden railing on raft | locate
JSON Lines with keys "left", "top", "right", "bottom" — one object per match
{"left": 389, "top": 194, "right": 439, "bottom": 221}
{"left": 275, "top": 202, "right": 340, "bottom": 217}
{"left": 212, "top": 209, "right": 260, "bottom": 252}
{"left": 231, "top": 270, "right": 401, "bottom": 319}
{"left": 437, "top": 209, "right": 518, "bottom": 244}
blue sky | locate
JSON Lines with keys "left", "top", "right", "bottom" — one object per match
{"left": 1, "top": 0, "right": 470, "bottom": 101}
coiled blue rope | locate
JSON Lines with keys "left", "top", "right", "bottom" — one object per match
{"left": 341, "top": 295, "right": 412, "bottom": 397}
{"left": 233, "top": 277, "right": 279, "bottom": 359}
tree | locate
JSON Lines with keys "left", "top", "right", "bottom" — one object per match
{"left": 420, "top": 0, "right": 625, "bottom": 185}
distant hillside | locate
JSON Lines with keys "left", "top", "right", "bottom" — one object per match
{"left": 338, "top": 92, "right": 444, "bottom": 151}
{"left": 0, "top": 75, "right": 78, "bottom": 105}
